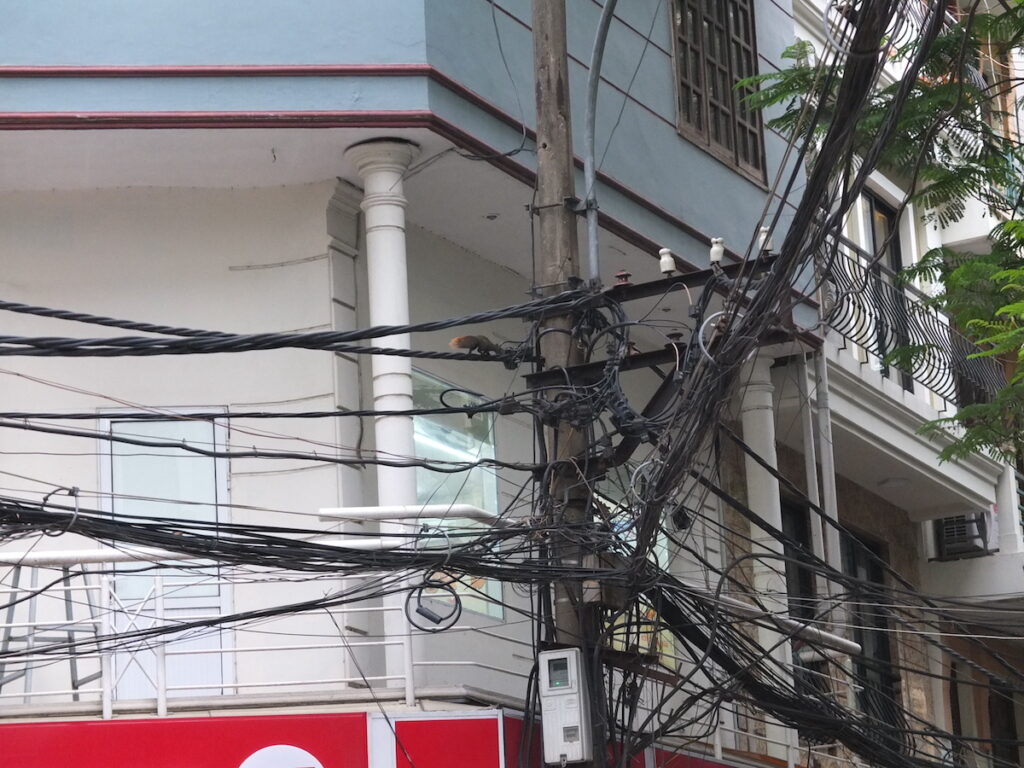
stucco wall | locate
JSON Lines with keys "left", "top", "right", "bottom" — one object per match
{"left": 0, "top": 181, "right": 347, "bottom": 699}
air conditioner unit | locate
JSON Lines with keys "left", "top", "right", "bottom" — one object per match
{"left": 935, "top": 510, "right": 992, "bottom": 559}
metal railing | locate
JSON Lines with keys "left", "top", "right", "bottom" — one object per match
{"left": 0, "top": 557, "right": 532, "bottom": 719}
{"left": 822, "top": 236, "right": 1005, "bottom": 407}
{"left": 2, "top": 556, "right": 954, "bottom": 768}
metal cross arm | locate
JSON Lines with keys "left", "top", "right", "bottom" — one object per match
{"left": 523, "top": 343, "right": 687, "bottom": 390}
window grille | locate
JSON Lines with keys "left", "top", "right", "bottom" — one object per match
{"left": 673, "top": 0, "right": 765, "bottom": 178}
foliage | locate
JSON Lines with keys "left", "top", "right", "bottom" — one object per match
{"left": 743, "top": 6, "right": 1024, "bottom": 461}
{"left": 743, "top": 16, "right": 1024, "bottom": 226}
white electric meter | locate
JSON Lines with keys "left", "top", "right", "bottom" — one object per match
{"left": 538, "top": 648, "right": 593, "bottom": 764}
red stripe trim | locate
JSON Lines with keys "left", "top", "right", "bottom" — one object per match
{"left": 0, "top": 64, "right": 530, "bottom": 137}
{"left": 0, "top": 110, "right": 436, "bottom": 130}
{"left": 0, "top": 64, "right": 433, "bottom": 78}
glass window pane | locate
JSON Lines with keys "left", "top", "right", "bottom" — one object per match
{"left": 110, "top": 419, "right": 221, "bottom": 601}
{"left": 413, "top": 371, "right": 503, "bottom": 618}
{"left": 106, "top": 417, "right": 226, "bottom": 699}
{"left": 111, "top": 420, "right": 218, "bottom": 523}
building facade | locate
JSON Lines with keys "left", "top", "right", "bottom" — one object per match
{"left": 0, "top": 1, "right": 1020, "bottom": 766}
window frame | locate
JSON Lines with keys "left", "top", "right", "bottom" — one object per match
{"left": 411, "top": 370, "right": 504, "bottom": 620}
{"left": 863, "top": 191, "right": 915, "bottom": 392}
{"left": 840, "top": 530, "right": 906, "bottom": 741}
{"left": 97, "top": 409, "right": 235, "bottom": 698}
{"left": 671, "top": 0, "right": 767, "bottom": 182}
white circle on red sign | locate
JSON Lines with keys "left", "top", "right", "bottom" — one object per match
{"left": 238, "top": 745, "right": 324, "bottom": 768}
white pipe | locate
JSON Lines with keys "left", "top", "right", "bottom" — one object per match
{"left": 345, "top": 138, "right": 420, "bottom": 708}
{"left": 155, "top": 575, "right": 167, "bottom": 717}
{"left": 814, "top": 352, "right": 844, "bottom": 588}
{"left": 319, "top": 503, "right": 514, "bottom": 527}
{"left": 681, "top": 579, "right": 861, "bottom": 657}
{"left": 99, "top": 575, "right": 112, "bottom": 720}
{"left": 797, "top": 354, "right": 829, "bottom": 602}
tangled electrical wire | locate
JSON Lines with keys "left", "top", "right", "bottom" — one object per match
{"left": 1, "top": 3, "right": 1023, "bottom": 768}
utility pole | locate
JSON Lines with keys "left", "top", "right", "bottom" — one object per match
{"left": 532, "top": 2, "right": 601, "bottom": 765}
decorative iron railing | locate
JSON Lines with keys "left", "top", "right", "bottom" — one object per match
{"left": 821, "top": 236, "right": 1005, "bottom": 407}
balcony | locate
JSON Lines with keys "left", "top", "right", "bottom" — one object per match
{"left": 0, "top": 550, "right": 534, "bottom": 720}
{"left": 1, "top": 550, "right": 925, "bottom": 768}
{"left": 822, "top": 234, "right": 1004, "bottom": 408}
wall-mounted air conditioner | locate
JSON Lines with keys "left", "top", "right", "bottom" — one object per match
{"left": 934, "top": 509, "right": 994, "bottom": 559}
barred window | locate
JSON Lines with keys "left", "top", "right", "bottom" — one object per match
{"left": 673, "top": 0, "right": 765, "bottom": 178}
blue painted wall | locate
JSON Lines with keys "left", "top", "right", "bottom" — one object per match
{"left": 0, "top": 1, "right": 428, "bottom": 66}
{"left": 424, "top": 0, "right": 799, "bottom": 264}
{"left": 0, "top": 76, "right": 430, "bottom": 113}
{"left": 0, "top": 0, "right": 802, "bottom": 269}
{"left": 0, "top": 1, "right": 431, "bottom": 113}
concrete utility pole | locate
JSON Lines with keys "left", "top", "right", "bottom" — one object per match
{"left": 532, "top": 0, "right": 586, "bottom": 651}
{"left": 532, "top": 0, "right": 589, "bottom": 648}
{"left": 532, "top": 2, "right": 600, "bottom": 765}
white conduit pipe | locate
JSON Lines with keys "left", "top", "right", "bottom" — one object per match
{"left": 797, "top": 354, "right": 829, "bottom": 602}
{"left": 681, "top": 578, "right": 862, "bottom": 657}
{"left": 814, "top": 352, "right": 845, "bottom": 581}
{"left": 319, "top": 503, "right": 514, "bottom": 527}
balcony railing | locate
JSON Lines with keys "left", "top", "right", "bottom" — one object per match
{"left": 822, "top": 236, "right": 1005, "bottom": 406}
{"left": 0, "top": 555, "right": 535, "bottom": 719}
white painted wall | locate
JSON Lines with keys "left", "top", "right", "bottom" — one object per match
{"left": 0, "top": 182, "right": 352, "bottom": 702}
{"left": 0, "top": 177, "right": 561, "bottom": 711}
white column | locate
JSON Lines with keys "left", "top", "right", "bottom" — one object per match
{"left": 797, "top": 354, "right": 827, "bottom": 601}
{"left": 997, "top": 465, "right": 1024, "bottom": 554}
{"left": 739, "top": 353, "right": 793, "bottom": 759}
{"left": 814, "top": 352, "right": 843, "bottom": 579}
{"left": 345, "top": 139, "right": 420, "bottom": 704}
{"left": 99, "top": 575, "right": 113, "bottom": 720}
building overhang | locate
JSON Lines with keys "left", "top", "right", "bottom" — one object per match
{"left": 775, "top": 339, "right": 1003, "bottom": 522}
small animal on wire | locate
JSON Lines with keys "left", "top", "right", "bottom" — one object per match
{"left": 449, "top": 335, "right": 502, "bottom": 356}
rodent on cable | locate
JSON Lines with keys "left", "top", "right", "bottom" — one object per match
{"left": 449, "top": 335, "right": 502, "bottom": 355}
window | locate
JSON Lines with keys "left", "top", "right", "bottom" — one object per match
{"left": 781, "top": 501, "right": 816, "bottom": 623}
{"left": 412, "top": 371, "right": 503, "bottom": 619}
{"left": 781, "top": 502, "right": 830, "bottom": 704}
{"left": 596, "top": 468, "right": 675, "bottom": 663}
{"left": 673, "top": 0, "right": 765, "bottom": 178}
{"left": 988, "top": 682, "right": 1020, "bottom": 767}
{"left": 102, "top": 417, "right": 231, "bottom": 699}
{"left": 864, "top": 193, "right": 914, "bottom": 391}
{"left": 979, "top": 44, "right": 1013, "bottom": 139}
{"left": 841, "top": 532, "right": 907, "bottom": 748}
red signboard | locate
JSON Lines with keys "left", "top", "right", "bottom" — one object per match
{"left": 0, "top": 712, "right": 368, "bottom": 768}
{"left": 502, "top": 713, "right": 543, "bottom": 767}
{"left": 0, "top": 708, "right": 738, "bottom": 768}
{"left": 394, "top": 717, "right": 500, "bottom": 768}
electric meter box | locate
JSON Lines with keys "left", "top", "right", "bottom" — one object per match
{"left": 538, "top": 648, "right": 593, "bottom": 764}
